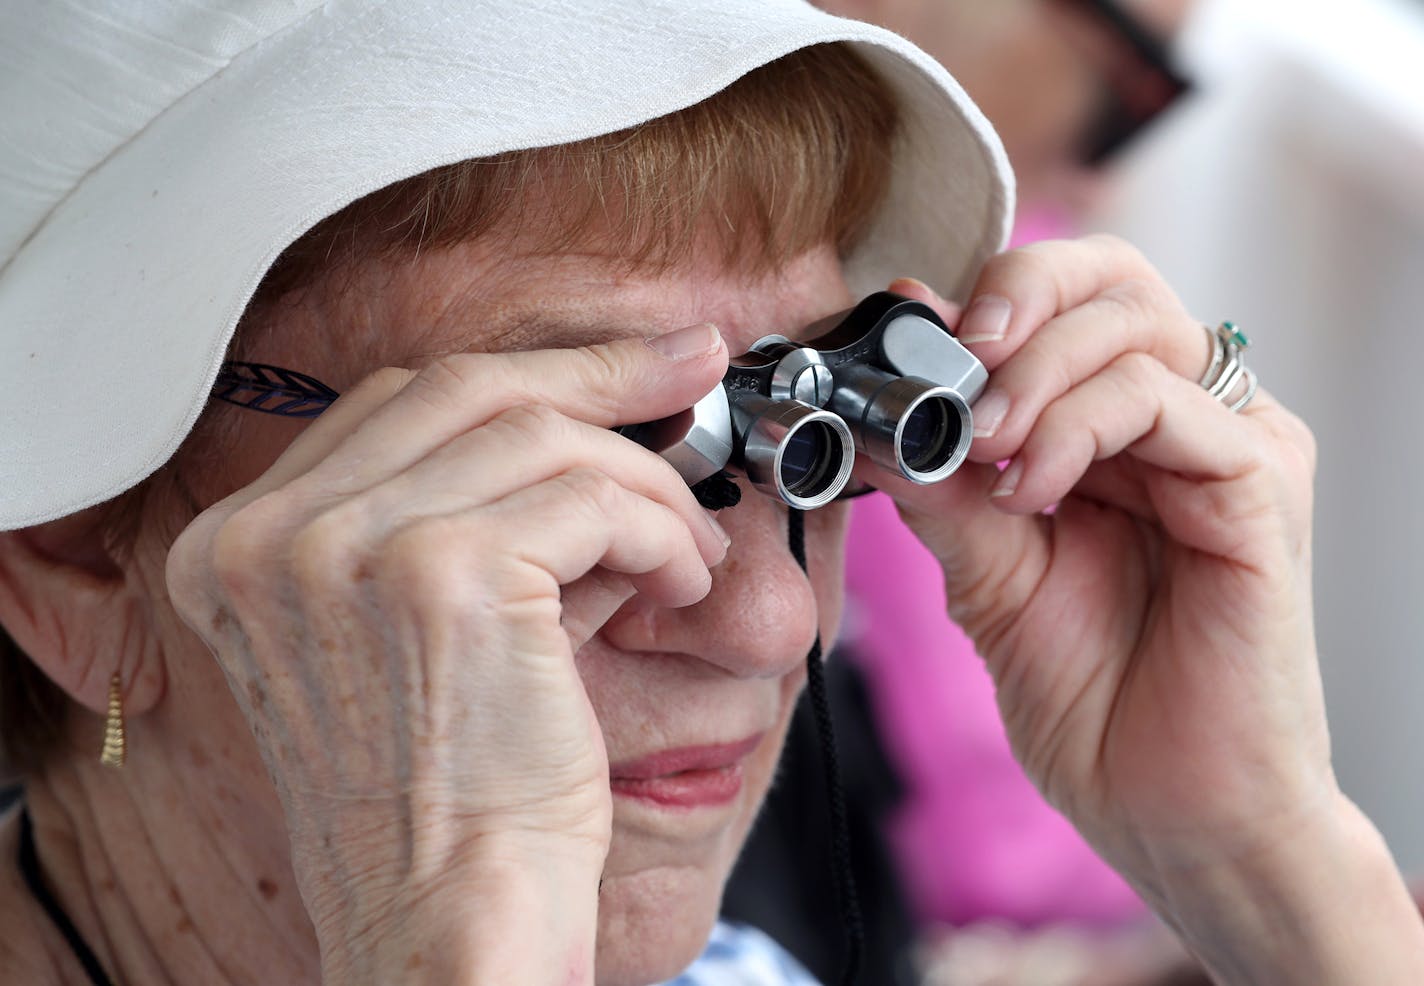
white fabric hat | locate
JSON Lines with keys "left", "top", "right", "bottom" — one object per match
{"left": 0, "top": 0, "right": 1013, "bottom": 531}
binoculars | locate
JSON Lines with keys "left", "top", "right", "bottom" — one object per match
{"left": 621, "top": 292, "right": 987, "bottom": 508}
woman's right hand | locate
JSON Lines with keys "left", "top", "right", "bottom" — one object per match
{"left": 164, "top": 324, "right": 730, "bottom": 982}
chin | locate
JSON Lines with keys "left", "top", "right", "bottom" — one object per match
{"left": 593, "top": 863, "right": 729, "bottom": 986}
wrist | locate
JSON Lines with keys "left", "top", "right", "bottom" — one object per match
{"left": 315, "top": 835, "right": 606, "bottom": 986}
{"left": 1145, "top": 792, "right": 1424, "bottom": 985}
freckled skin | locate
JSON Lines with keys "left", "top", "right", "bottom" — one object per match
{"left": 183, "top": 240, "right": 859, "bottom": 983}
{"left": 0, "top": 235, "right": 862, "bottom": 986}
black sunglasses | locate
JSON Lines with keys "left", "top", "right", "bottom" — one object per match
{"left": 213, "top": 362, "right": 337, "bottom": 417}
{"left": 1049, "top": 0, "right": 1194, "bottom": 164}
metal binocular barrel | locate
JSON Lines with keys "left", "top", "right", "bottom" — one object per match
{"left": 623, "top": 292, "right": 987, "bottom": 507}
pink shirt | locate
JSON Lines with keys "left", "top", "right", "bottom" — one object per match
{"left": 843, "top": 494, "right": 1143, "bottom": 927}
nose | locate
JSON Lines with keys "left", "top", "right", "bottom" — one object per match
{"left": 599, "top": 490, "right": 821, "bottom": 679}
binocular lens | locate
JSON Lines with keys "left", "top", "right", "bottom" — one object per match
{"left": 832, "top": 367, "right": 972, "bottom": 484}
{"left": 899, "top": 395, "right": 962, "bottom": 474}
{"left": 779, "top": 420, "right": 841, "bottom": 498}
{"left": 732, "top": 396, "right": 856, "bottom": 509}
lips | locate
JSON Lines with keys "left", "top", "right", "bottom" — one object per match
{"left": 609, "top": 734, "right": 764, "bottom": 809}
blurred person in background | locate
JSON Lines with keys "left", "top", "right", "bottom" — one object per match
{"left": 1087, "top": 0, "right": 1424, "bottom": 912}
{"left": 816, "top": 0, "right": 1196, "bottom": 214}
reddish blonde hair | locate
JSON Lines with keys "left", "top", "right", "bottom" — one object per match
{"left": 0, "top": 42, "right": 900, "bottom": 776}
{"left": 255, "top": 42, "right": 897, "bottom": 303}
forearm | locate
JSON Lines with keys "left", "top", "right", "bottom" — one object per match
{"left": 316, "top": 843, "right": 603, "bottom": 986}
{"left": 1147, "top": 794, "right": 1424, "bottom": 985}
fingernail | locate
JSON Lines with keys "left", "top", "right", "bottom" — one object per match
{"left": 958, "top": 295, "right": 1012, "bottom": 344}
{"left": 889, "top": 276, "right": 947, "bottom": 305}
{"left": 972, "top": 389, "right": 1010, "bottom": 439}
{"left": 989, "top": 458, "right": 1023, "bottom": 498}
{"left": 704, "top": 510, "right": 732, "bottom": 550}
{"left": 647, "top": 322, "right": 720, "bottom": 360}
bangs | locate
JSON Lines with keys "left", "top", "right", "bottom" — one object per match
{"left": 256, "top": 42, "right": 900, "bottom": 300}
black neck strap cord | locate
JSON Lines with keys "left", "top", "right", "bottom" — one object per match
{"left": 18, "top": 807, "right": 115, "bottom": 986}
{"left": 787, "top": 507, "right": 865, "bottom": 986}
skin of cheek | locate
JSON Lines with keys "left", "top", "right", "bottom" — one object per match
{"left": 586, "top": 501, "right": 849, "bottom": 986}
{"left": 176, "top": 368, "right": 855, "bottom": 986}
{"left": 155, "top": 239, "right": 857, "bottom": 985}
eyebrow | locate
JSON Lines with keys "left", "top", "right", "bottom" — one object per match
{"left": 502, "top": 316, "right": 637, "bottom": 352}
{"left": 437, "top": 305, "right": 657, "bottom": 358}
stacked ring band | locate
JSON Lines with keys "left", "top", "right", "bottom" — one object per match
{"left": 1199, "top": 321, "right": 1258, "bottom": 412}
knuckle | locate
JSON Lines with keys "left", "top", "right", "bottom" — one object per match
{"left": 206, "top": 494, "right": 290, "bottom": 597}
{"left": 570, "top": 343, "right": 636, "bottom": 410}
{"left": 1113, "top": 349, "right": 1159, "bottom": 375}
{"left": 1000, "top": 243, "right": 1058, "bottom": 285}
{"left": 287, "top": 502, "right": 368, "bottom": 590}
{"left": 1083, "top": 232, "right": 1150, "bottom": 271}
{"left": 488, "top": 402, "right": 567, "bottom": 445}
{"left": 1273, "top": 409, "right": 1318, "bottom": 477}
{"left": 1112, "top": 350, "right": 1164, "bottom": 391}
{"left": 166, "top": 511, "right": 224, "bottom": 615}
{"left": 1081, "top": 231, "right": 1130, "bottom": 254}
{"left": 580, "top": 341, "right": 629, "bottom": 382}
{"left": 377, "top": 516, "right": 484, "bottom": 608}
{"left": 1133, "top": 275, "right": 1175, "bottom": 311}
{"left": 1099, "top": 278, "right": 1166, "bottom": 327}
{"left": 971, "top": 243, "right": 1053, "bottom": 303}
{"left": 554, "top": 467, "right": 624, "bottom": 516}
{"left": 403, "top": 354, "right": 492, "bottom": 413}
{"left": 1014, "top": 324, "right": 1076, "bottom": 395}
{"left": 646, "top": 451, "right": 700, "bottom": 505}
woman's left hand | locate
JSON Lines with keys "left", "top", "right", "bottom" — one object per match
{"left": 873, "top": 235, "right": 1326, "bottom": 897}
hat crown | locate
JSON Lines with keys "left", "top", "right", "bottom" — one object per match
{"left": 0, "top": 0, "right": 1011, "bottom": 530}
{"left": 0, "top": 0, "right": 319, "bottom": 267}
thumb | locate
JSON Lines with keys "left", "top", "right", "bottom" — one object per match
{"left": 565, "top": 322, "right": 729, "bottom": 428}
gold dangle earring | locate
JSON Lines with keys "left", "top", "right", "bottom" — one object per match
{"left": 100, "top": 671, "right": 126, "bottom": 767}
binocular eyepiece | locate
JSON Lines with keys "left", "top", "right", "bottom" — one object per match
{"left": 732, "top": 395, "right": 855, "bottom": 509}
{"left": 623, "top": 292, "right": 987, "bottom": 507}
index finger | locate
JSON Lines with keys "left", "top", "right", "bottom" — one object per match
{"left": 233, "top": 324, "right": 728, "bottom": 505}
{"left": 955, "top": 234, "right": 1161, "bottom": 370}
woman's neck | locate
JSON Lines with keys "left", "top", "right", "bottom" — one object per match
{"left": 1, "top": 733, "right": 321, "bottom": 985}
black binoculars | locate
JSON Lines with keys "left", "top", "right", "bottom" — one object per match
{"left": 621, "top": 292, "right": 987, "bottom": 508}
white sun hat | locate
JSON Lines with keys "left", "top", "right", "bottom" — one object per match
{"left": 0, "top": 0, "right": 1013, "bottom": 531}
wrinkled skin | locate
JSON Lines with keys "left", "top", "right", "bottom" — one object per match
{"left": 165, "top": 241, "right": 855, "bottom": 985}
{"left": 881, "top": 237, "right": 1324, "bottom": 897}
{"left": 160, "top": 230, "right": 1337, "bottom": 984}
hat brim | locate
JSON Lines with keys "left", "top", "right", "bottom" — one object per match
{"left": 0, "top": 0, "right": 1012, "bottom": 529}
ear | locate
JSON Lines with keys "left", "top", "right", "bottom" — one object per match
{"left": 0, "top": 510, "right": 164, "bottom": 718}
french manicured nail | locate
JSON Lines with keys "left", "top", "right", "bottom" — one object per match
{"left": 647, "top": 322, "right": 720, "bottom": 360}
{"left": 989, "top": 458, "right": 1023, "bottom": 498}
{"left": 958, "top": 295, "right": 1012, "bottom": 344}
{"left": 972, "top": 389, "right": 1010, "bottom": 439}
{"left": 704, "top": 510, "right": 732, "bottom": 550}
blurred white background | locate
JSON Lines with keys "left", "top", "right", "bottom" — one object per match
{"left": 1089, "top": 0, "right": 1424, "bottom": 869}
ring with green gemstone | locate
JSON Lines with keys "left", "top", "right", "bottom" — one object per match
{"left": 1199, "top": 321, "right": 1258, "bottom": 412}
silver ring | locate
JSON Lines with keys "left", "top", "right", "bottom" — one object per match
{"left": 1199, "top": 322, "right": 1257, "bottom": 412}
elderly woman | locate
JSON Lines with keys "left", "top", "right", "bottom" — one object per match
{"left": 0, "top": 1, "right": 1420, "bottom": 985}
